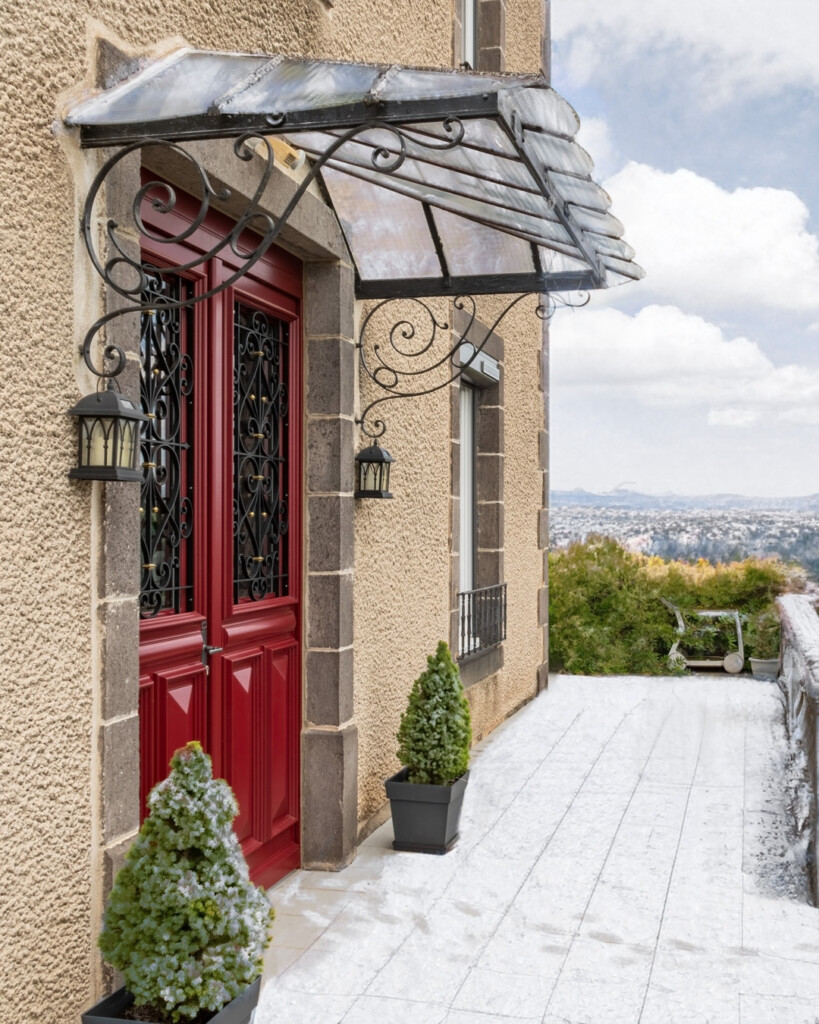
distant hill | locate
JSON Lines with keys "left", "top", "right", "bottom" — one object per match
{"left": 549, "top": 498, "right": 819, "bottom": 578}
{"left": 551, "top": 489, "right": 819, "bottom": 512}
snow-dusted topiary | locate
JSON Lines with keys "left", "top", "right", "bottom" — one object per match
{"left": 99, "top": 742, "right": 273, "bottom": 1023}
{"left": 396, "top": 640, "right": 471, "bottom": 785}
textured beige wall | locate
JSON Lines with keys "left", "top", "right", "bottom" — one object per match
{"left": 353, "top": 299, "right": 453, "bottom": 824}
{"left": 506, "top": 0, "right": 545, "bottom": 72}
{"left": 0, "top": 0, "right": 545, "bottom": 1017}
{"left": 467, "top": 295, "right": 546, "bottom": 742}
{"left": 354, "top": 290, "right": 547, "bottom": 826}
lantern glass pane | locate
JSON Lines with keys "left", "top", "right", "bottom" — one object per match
{"left": 116, "top": 420, "right": 135, "bottom": 470}
{"left": 86, "top": 416, "right": 115, "bottom": 468}
{"left": 362, "top": 460, "right": 377, "bottom": 492}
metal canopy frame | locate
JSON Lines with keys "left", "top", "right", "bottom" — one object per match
{"left": 65, "top": 48, "right": 642, "bottom": 439}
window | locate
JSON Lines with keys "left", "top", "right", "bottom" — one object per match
{"left": 462, "top": 0, "right": 477, "bottom": 69}
{"left": 453, "top": 325, "right": 507, "bottom": 664}
{"left": 459, "top": 383, "right": 475, "bottom": 596}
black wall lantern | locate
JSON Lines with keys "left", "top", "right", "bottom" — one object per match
{"left": 355, "top": 444, "right": 394, "bottom": 499}
{"left": 68, "top": 383, "right": 147, "bottom": 482}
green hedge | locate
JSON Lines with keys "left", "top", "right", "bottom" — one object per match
{"left": 548, "top": 535, "right": 801, "bottom": 676}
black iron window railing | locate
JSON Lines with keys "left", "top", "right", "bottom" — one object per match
{"left": 458, "top": 583, "right": 507, "bottom": 659}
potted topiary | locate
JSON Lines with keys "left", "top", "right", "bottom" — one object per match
{"left": 385, "top": 640, "right": 472, "bottom": 854}
{"left": 745, "top": 607, "right": 781, "bottom": 678}
{"left": 83, "top": 741, "right": 273, "bottom": 1024}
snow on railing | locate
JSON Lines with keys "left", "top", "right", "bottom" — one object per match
{"left": 778, "top": 593, "right": 819, "bottom": 898}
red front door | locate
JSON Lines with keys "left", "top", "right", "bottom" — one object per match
{"left": 137, "top": 190, "right": 302, "bottom": 887}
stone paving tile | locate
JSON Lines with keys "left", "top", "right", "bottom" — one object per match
{"left": 259, "top": 676, "right": 819, "bottom": 1024}
{"left": 638, "top": 947, "right": 741, "bottom": 1024}
{"left": 446, "top": 1011, "right": 541, "bottom": 1024}
{"left": 256, "top": 986, "right": 354, "bottom": 1022}
{"left": 544, "top": 936, "right": 655, "bottom": 1024}
{"left": 476, "top": 915, "right": 572, "bottom": 977}
{"left": 742, "top": 894, "right": 819, "bottom": 962}
{"left": 452, "top": 965, "right": 552, "bottom": 1018}
{"left": 580, "top": 880, "right": 665, "bottom": 947}
{"left": 271, "top": 911, "right": 333, "bottom": 950}
{"left": 343, "top": 994, "right": 449, "bottom": 1024}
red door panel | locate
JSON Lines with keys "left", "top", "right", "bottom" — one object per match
{"left": 138, "top": 662, "right": 208, "bottom": 811}
{"left": 222, "top": 652, "right": 259, "bottom": 842}
{"left": 137, "top": 184, "right": 302, "bottom": 887}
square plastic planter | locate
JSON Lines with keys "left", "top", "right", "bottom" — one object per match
{"left": 81, "top": 977, "right": 261, "bottom": 1024}
{"left": 750, "top": 656, "right": 780, "bottom": 679}
{"left": 385, "top": 768, "right": 469, "bottom": 854}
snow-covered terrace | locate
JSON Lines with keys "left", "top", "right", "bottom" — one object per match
{"left": 258, "top": 674, "right": 818, "bottom": 1023}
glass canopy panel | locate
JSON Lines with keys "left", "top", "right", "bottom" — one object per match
{"left": 66, "top": 50, "right": 272, "bottom": 125}
{"left": 220, "top": 58, "right": 382, "bottom": 114}
{"left": 602, "top": 254, "right": 645, "bottom": 281}
{"left": 320, "top": 158, "right": 580, "bottom": 253}
{"left": 537, "top": 247, "right": 592, "bottom": 276}
{"left": 586, "top": 232, "right": 636, "bottom": 262}
{"left": 296, "top": 139, "right": 550, "bottom": 223}
{"left": 377, "top": 68, "right": 532, "bottom": 102}
{"left": 499, "top": 88, "right": 580, "bottom": 138}
{"left": 604, "top": 268, "right": 640, "bottom": 288}
{"left": 567, "top": 206, "right": 625, "bottom": 240}
{"left": 326, "top": 125, "right": 538, "bottom": 192}
{"left": 549, "top": 172, "right": 612, "bottom": 212}
{"left": 321, "top": 168, "right": 442, "bottom": 280}
{"left": 522, "top": 132, "right": 595, "bottom": 178}
{"left": 65, "top": 48, "right": 645, "bottom": 295}
{"left": 434, "top": 209, "right": 535, "bottom": 276}
{"left": 410, "top": 118, "right": 518, "bottom": 158}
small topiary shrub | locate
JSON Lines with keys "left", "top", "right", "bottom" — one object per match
{"left": 396, "top": 640, "right": 472, "bottom": 785}
{"left": 99, "top": 742, "right": 273, "bottom": 1023}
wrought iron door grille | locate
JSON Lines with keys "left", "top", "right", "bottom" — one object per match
{"left": 139, "top": 272, "right": 194, "bottom": 619}
{"left": 458, "top": 583, "right": 507, "bottom": 659}
{"left": 233, "top": 302, "right": 290, "bottom": 603}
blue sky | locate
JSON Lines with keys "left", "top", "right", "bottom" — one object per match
{"left": 548, "top": 1, "right": 819, "bottom": 497}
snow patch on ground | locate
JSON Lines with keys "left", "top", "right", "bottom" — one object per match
{"left": 744, "top": 682, "right": 812, "bottom": 903}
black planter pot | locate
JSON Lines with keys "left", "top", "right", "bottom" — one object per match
{"left": 385, "top": 767, "right": 469, "bottom": 854}
{"left": 82, "top": 976, "right": 261, "bottom": 1024}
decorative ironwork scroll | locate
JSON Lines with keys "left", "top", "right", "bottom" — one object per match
{"left": 80, "top": 115, "right": 589, "bottom": 443}
{"left": 233, "top": 303, "right": 290, "bottom": 603}
{"left": 139, "top": 271, "right": 194, "bottom": 618}
{"left": 79, "top": 118, "right": 465, "bottom": 384}
{"left": 356, "top": 289, "right": 590, "bottom": 439}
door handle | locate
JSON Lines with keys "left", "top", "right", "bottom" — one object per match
{"left": 200, "top": 621, "right": 223, "bottom": 664}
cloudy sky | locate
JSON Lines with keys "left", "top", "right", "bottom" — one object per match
{"left": 548, "top": 0, "right": 819, "bottom": 497}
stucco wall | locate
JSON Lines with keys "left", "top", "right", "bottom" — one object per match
{"left": 353, "top": 300, "right": 453, "bottom": 825}
{"left": 2, "top": 10, "right": 329, "bottom": 1018}
{"left": 466, "top": 295, "right": 546, "bottom": 743}
{"left": 1, "top": 1, "right": 545, "bottom": 1019}
{"left": 354, "top": 288, "right": 547, "bottom": 828}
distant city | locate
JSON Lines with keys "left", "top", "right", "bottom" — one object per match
{"left": 550, "top": 490, "right": 819, "bottom": 579}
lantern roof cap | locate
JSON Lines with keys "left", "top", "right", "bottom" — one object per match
{"left": 68, "top": 386, "right": 147, "bottom": 421}
{"left": 356, "top": 443, "right": 395, "bottom": 463}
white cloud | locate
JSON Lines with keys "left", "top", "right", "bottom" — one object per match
{"left": 707, "top": 408, "right": 762, "bottom": 429}
{"left": 552, "top": 303, "right": 819, "bottom": 427}
{"left": 552, "top": 0, "right": 819, "bottom": 102}
{"left": 602, "top": 163, "right": 819, "bottom": 313}
{"left": 575, "top": 116, "right": 617, "bottom": 182}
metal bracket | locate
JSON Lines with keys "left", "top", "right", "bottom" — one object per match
{"left": 355, "top": 290, "right": 589, "bottom": 439}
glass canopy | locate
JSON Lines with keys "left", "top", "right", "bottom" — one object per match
{"left": 66, "top": 48, "right": 643, "bottom": 299}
